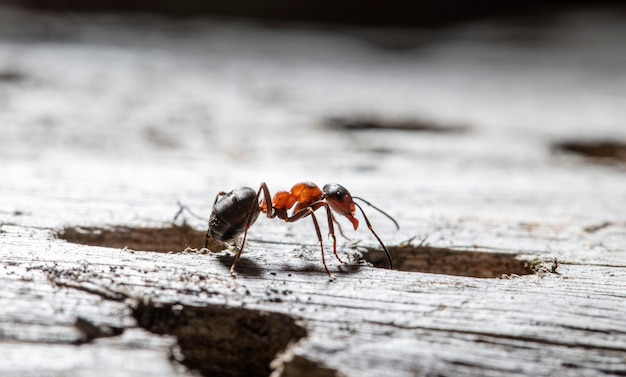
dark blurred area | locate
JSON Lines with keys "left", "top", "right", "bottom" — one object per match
{"left": 4, "top": 0, "right": 625, "bottom": 27}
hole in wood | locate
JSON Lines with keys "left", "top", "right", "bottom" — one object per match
{"left": 554, "top": 140, "right": 626, "bottom": 163}
{"left": 133, "top": 301, "right": 307, "bottom": 377}
{"left": 74, "top": 316, "right": 125, "bottom": 345}
{"left": 361, "top": 244, "right": 539, "bottom": 278}
{"left": 273, "top": 354, "right": 344, "bottom": 377}
{"left": 325, "top": 116, "right": 467, "bottom": 133}
{"left": 57, "top": 225, "right": 225, "bottom": 253}
{"left": 0, "top": 70, "right": 26, "bottom": 83}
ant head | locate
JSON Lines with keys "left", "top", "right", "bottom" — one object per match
{"left": 322, "top": 183, "right": 359, "bottom": 230}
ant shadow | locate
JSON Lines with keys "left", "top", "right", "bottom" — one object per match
{"left": 278, "top": 262, "right": 364, "bottom": 277}
{"left": 214, "top": 253, "right": 365, "bottom": 278}
{"left": 214, "top": 254, "right": 265, "bottom": 278}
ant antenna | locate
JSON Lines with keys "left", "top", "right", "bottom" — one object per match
{"left": 173, "top": 200, "right": 206, "bottom": 222}
{"left": 354, "top": 202, "right": 394, "bottom": 269}
{"left": 352, "top": 197, "right": 399, "bottom": 230}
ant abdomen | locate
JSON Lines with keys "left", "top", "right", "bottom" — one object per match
{"left": 208, "top": 187, "right": 260, "bottom": 242}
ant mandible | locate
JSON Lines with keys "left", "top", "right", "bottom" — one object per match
{"left": 204, "top": 182, "right": 399, "bottom": 279}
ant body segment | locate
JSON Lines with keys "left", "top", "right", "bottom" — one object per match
{"left": 204, "top": 182, "right": 398, "bottom": 279}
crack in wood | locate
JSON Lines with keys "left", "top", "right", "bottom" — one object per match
{"left": 22, "top": 262, "right": 327, "bottom": 376}
{"left": 27, "top": 263, "right": 131, "bottom": 301}
{"left": 53, "top": 279, "right": 130, "bottom": 302}
{"left": 271, "top": 354, "right": 346, "bottom": 377}
{"left": 56, "top": 224, "right": 226, "bottom": 253}
{"left": 554, "top": 140, "right": 626, "bottom": 164}
{"left": 57, "top": 225, "right": 550, "bottom": 279}
{"left": 133, "top": 300, "right": 309, "bottom": 377}
{"left": 360, "top": 243, "right": 541, "bottom": 278}
{"left": 325, "top": 116, "right": 467, "bottom": 133}
{"left": 73, "top": 316, "right": 125, "bottom": 345}
{"left": 364, "top": 320, "right": 626, "bottom": 353}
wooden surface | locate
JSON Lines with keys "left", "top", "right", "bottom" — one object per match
{"left": 2, "top": 5, "right": 626, "bottom": 377}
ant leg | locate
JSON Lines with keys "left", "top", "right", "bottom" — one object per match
{"left": 309, "top": 210, "right": 333, "bottom": 279}
{"left": 205, "top": 192, "right": 226, "bottom": 250}
{"left": 213, "top": 191, "right": 227, "bottom": 205}
{"left": 289, "top": 201, "right": 345, "bottom": 265}
{"left": 284, "top": 202, "right": 336, "bottom": 280}
{"left": 283, "top": 206, "right": 334, "bottom": 279}
{"left": 353, "top": 202, "right": 393, "bottom": 270}
{"left": 174, "top": 200, "right": 207, "bottom": 222}
{"left": 258, "top": 182, "right": 274, "bottom": 218}
{"left": 323, "top": 205, "right": 345, "bottom": 264}
{"left": 172, "top": 201, "right": 185, "bottom": 223}
{"left": 331, "top": 213, "right": 351, "bottom": 241}
{"left": 230, "top": 236, "right": 245, "bottom": 277}
{"left": 230, "top": 183, "right": 273, "bottom": 277}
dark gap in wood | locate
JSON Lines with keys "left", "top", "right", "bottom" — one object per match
{"left": 361, "top": 244, "right": 540, "bottom": 278}
{"left": 73, "top": 316, "right": 125, "bottom": 344}
{"left": 56, "top": 226, "right": 541, "bottom": 278}
{"left": 56, "top": 225, "right": 226, "bottom": 253}
{"left": 583, "top": 221, "right": 615, "bottom": 233}
{"left": 133, "top": 300, "right": 308, "bottom": 377}
{"left": 0, "top": 70, "right": 26, "bottom": 83}
{"left": 554, "top": 140, "right": 626, "bottom": 163}
{"left": 275, "top": 354, "right": 344, "bottom": 377}
{"left": 325, "top": 116, "right": 468, "bottom": 133}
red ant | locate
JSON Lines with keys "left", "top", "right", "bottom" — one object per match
{"left": 204, "top": 182, "right": 398, "bottom": 279}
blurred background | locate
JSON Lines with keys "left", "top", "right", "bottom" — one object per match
{"left": 6, "top": 0, "right": 626, "bottom": 27}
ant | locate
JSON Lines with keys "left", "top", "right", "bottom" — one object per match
{"left": 204, "top": 182, "right": 399, "bottom": 279}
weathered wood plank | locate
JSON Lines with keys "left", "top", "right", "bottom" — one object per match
{"left": 2, "top": 4, "right": 626, "bottom": 377}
